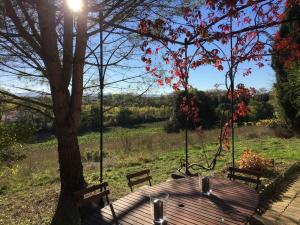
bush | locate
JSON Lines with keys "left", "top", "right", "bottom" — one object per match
{"left": 171, "top": 90, "right": 218, "bottom": 130}
{"left": 255, "top": 119, "right": 294, "bottom": 138}
{"left": 163, "top": 121, "right": 180, "bottom": 133}
{"left": 274, "top": 125, "right": 294, "bottom": 138}
{"left": 238, "top": 149, "right": 271, "bottom": 171}
{"left": 255, "top": 119, "right": 282, "bottom": 128}
{"left": 0, "top": 123, "right": 35, "bottom": 162}
{"left": 246, "top": 132, "right": 259, "bottom": 139}
{"left": 115, "top": 108, "right": 132, "bottom": 126}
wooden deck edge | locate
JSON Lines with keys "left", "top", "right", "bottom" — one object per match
{"left": 257, "top": 161, "right": 300, "bottom": 215}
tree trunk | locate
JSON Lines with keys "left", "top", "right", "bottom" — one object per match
{"left": 51, "top": 122, "right": 86, "bottom": 225}
{"left": 51, "top": 191, "right": 81, "bottom": 225}
{"left": 50, "top": 86, "right": 86, "bottom": 225}
{"left": 57, "top": 127, "right": 85, "bottom": 192}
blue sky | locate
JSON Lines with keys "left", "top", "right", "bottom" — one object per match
{"left": 146, "top": 64, "right": 276, "bottom": 95}
{"left": 0, "top": 49, "right": 276, "bottom": 96}
{"left": 189, "top": 62, "right": 276, "bottom": 91}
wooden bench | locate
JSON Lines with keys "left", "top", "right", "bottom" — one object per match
{"left": 126, "top": 169, "right": 152, "bottom": 192}
{"left": 74, "top": 182, "right": 110, "bottom": 208}
{"left": 228, "top": 167, "right": 262, "bottom": 191}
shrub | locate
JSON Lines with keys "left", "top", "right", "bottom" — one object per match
{"left": 0, "top": 123, "right": 35, "bottom": 162}
{"left": 255, "top": 119, "right": 282, "bottom": 128}
{"left": 115, "top": 108, "right": 132, "bottom": 126}
{"left": 246, "top": 132, "right": 259, "bottom": 139}
{"left": 163, "top": 121, "right": 180, "bottom": 133}
{"left": 171, "top": 90, "right": 218, "bottom": 130}
{"left": 274, "top": 126, "right": 294, "bottom": 138}
{"left": 238, "top": 149, "right": 271, "bottom": 171}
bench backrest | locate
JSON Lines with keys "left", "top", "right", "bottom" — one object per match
{"left": 126, "top": 169, "right": 152, "bottom": 192}
{"left": 228, "top": 167, "right": 262, "bottom": 191}
{"left": 74, "top": 182, "right": 110, "bottom": 207}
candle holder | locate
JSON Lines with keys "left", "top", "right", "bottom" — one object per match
{"left": 199, "top": 176, "right": 212, "bottom": 196}
{"left": 149, "top": 192, "right": 169, "bottom": 225}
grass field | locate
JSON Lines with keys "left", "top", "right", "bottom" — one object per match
{"left": 1, "top": 122, "right": 300, "bottom": 225}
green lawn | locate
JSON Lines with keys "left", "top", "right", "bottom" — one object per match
{"left": 1, "top": 122, "right": 300, "bottom": 225}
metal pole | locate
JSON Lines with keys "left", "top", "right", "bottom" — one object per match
{"left": 230, "top": 16, "right": 235, "bottom": 169}
{"left": 184, "top": 39, "right": 191, "bottom": 176}
{"left": 99, "top": 10, "right": 104, "bottom": 183}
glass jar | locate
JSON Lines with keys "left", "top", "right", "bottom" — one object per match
{"left": 149, "top": 192, "right": 169, "bottom": 225}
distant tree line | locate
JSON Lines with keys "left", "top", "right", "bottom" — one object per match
{"left": 1, "top": 94, "right": 173, "bottom": 133}
{"left": 1, "top": 91, "right": 275, "bottom": 135}
{"left": 80, "top": 105, "right": 172, "bottom": 131}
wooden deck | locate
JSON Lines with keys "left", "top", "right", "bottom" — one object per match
{"left": 82, "top": 177, "right": 259, "bottom": 225}
{"left": 256, "top": 173, "right": 300, "bottom": 224}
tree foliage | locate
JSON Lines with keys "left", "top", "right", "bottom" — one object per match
{"left": 0, "top": 122, "right": 35, "bottom": 162}
{"left": 272, "top": 4, "right": 300, "bottom": 134}
{"left": 166, "top": 90, "right": 218, "bottom": 131}
{"left": 246, "top": 91, "right": 275, "bottom": 122}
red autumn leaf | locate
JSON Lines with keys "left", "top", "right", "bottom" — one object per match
{"left": 243, "top": 68, "right": 252, "bottom": 76}
{"left": 243, "top": 17, "right": 251, "bottom": 23}
{"left": 145, "top": 48, "right": 152, "bottom": 55}
{"left": 217, "top": 64, "right": 224, "bottom": 71}
{"left": 257, "top": 62, "right": 264, "bottom": 68}
{"left": 165, "top": 77, "right": 172, "bottom": 84}
{"left": 224, "top": 141, "right": 230, "bottom": 151}
{"left": 138, "top": 20, "right": 148, "bottom": 34}
{"left": 234, "top": 112, "right": 240, "bottom": 120}
{"left": 157, "top": 79, "right": 163, "bottom": 86}
{"left": 172, "top": 83, "right": 179, "bottom": 91}
{"left": 151, "top": 67, "right": 158, "bottom": 76}
{"left": 247, "top": 31, "right": 257, "bottom": 40}
{"left": 211, "top": 49, "right": 219, "bottom": 55}
{"left": 221, "top": 24, "right": 230, "bottom": 32}
{"left": 257, "top": 10, "right": 263, "bottom": 17}
{"left": 175, "top": 70, "right": 181, "bottom": 77}
{"left": 145, "top": 58, "right": 151, "bottom": 64}
{"left": 236, "top": 102, "right": 248, "bottom": 117}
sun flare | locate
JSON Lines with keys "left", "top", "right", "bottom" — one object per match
{"left": 67, "top": 0, "right": 83, "bottom": 13}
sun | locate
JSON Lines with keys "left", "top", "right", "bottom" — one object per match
{"left": 66, "top": 0, "right": 83, "bottom": 13}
